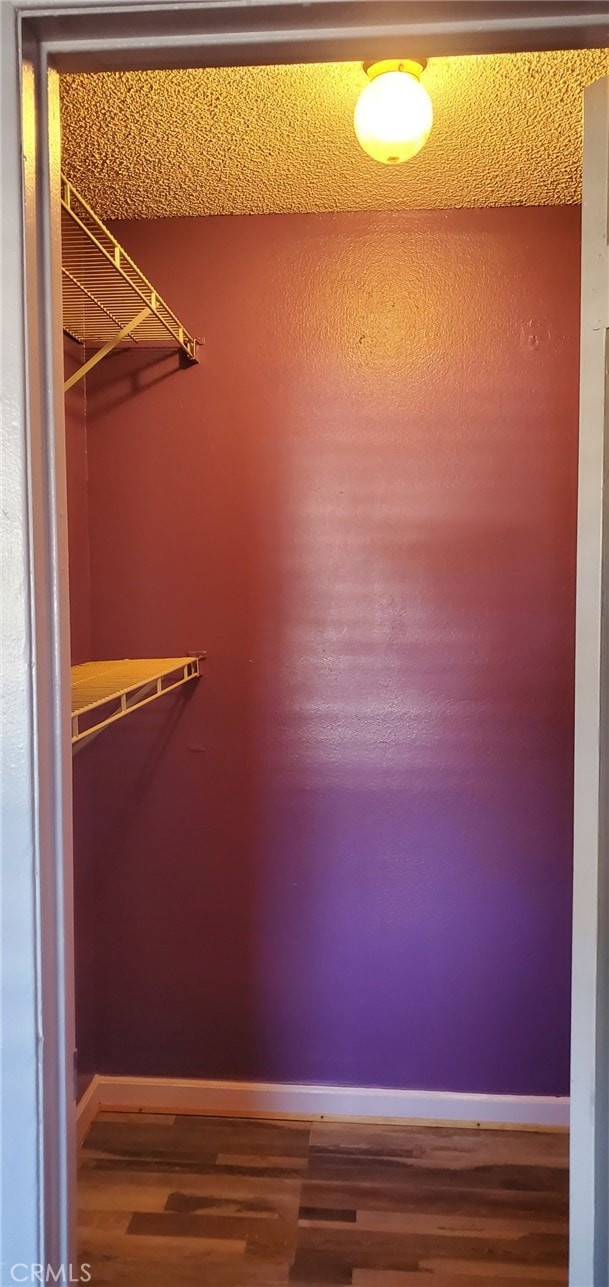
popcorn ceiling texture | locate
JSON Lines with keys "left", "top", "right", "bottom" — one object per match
{"left": 60, "top": 49, "right": 609, "bottom": 219}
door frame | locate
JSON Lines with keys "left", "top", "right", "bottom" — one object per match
{"left": 570, "top": 72, "right": 609, "bottom": 1287}
{"left": 1, "top": 3, "right": 607, "bottom": 1282}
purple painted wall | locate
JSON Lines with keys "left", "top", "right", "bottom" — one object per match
{"left": 69, "top": 206, "right": 579, "bottom": 1095}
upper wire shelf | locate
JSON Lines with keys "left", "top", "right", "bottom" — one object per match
{"left": 71, "top": 656, "right": 203, "bottom": 751}
{"left": 61, "top": 174, "right": 198, "bottom": 390}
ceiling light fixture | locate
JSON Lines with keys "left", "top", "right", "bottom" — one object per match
{"left": 354, "top": 59, "right": 433, "bottom": 165}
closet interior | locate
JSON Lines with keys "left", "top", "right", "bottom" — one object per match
{"left": 62, "top": 47, "right": 607, "bottom": 1286}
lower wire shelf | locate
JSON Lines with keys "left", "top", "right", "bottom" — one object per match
{"left": 71, "top": 656, "right": 203, "bottom": 750}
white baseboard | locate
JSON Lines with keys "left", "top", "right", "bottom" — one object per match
{"left": 76, "top": 1074, "right": 103, "bottom": 1143}
{"left": 77, "top": 1075, "right": 569, "bottom": 1133}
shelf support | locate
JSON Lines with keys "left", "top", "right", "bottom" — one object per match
{"left": 72, "top": 678, "right": 159, "bottom": 753}
{"left": 64, "top": 305, "right": 152, "bottom": 392}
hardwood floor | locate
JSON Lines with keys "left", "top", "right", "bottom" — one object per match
{"left": 78, "top": 1113, "right": 568, "bottom": 1286}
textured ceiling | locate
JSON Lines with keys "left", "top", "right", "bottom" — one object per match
{"left": 60, "top": 48, "right": 609, "bottom": 219}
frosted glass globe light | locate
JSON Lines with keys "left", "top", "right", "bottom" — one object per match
{"left": 354, "top": 61, "right": 433, "bottom": 165}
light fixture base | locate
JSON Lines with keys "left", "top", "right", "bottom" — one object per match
{"left": 362, "top": 58, "right": 427, "bottom": 81}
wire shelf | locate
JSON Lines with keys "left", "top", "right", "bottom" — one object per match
{"left": 61, "top": 175, "right": 198, "bottom": 382}
{"left": 71, "top": 656, "right": 202, "bottom": 749}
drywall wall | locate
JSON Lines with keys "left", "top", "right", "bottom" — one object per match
{"left": 71, "top": 205, "right": 579, "bottom": 1095}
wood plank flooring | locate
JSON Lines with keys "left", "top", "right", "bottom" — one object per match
{"left": 78, "top": 1113, "right": 568, "bottom": 1286}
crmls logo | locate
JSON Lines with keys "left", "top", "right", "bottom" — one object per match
{"left": 2, "top": 1267, "right": 91, "bottom": 1284}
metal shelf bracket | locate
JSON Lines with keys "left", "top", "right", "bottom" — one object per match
{"left": 64, "top": 306, "right": 151, "bottom": 391}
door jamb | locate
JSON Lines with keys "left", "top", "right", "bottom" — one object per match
{"left": 570, "top": 73, "right": 609, "bottom": 1287}
{"left": 2, "top": 3, "right": 607, "bottom": 1281}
